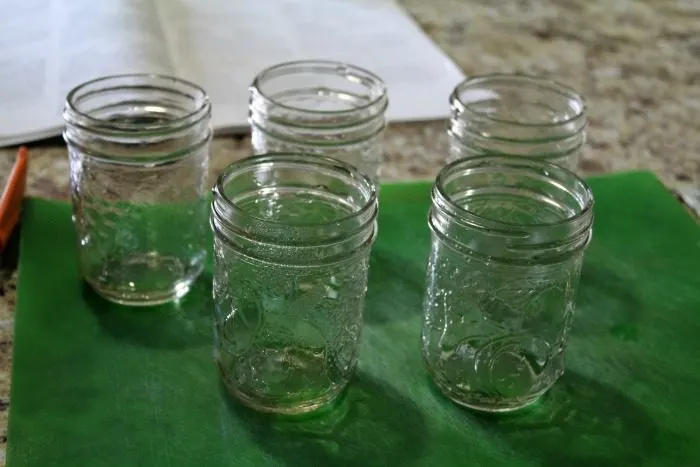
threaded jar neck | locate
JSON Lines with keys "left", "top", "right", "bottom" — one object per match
{"left": 429, "top": 156, "right": 593, "bottom": 263}
{"left": 63, "top": 74, "right": 211, "bottom": 164}
{"left": 211, "top": 153, "right": 378, "bottom": 265}
{"left": 448, "top": 74, "right": 586, "bottom": 165}
{"left": 249, "top": 60, "right": 388, "bottom": 145}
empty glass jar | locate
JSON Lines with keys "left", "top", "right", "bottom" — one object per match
{"left": 211, "top": 153, "right": 378, "bottom": 415}
{"left": 422, "top": 155, "right": 594, "bottom": 412}
{"left": 63, "top": 74, "right": 212, "bottom": 306}
{"left": 448, "top": 74, "right": 586, "bottom": 171}
{"left": 249, "top": 60, "right": 388, "bottom": 181}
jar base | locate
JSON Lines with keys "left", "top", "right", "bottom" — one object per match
{"left": 85, "top": 276, "right": 196, "bottom": 306}
{"left": 220, "top": 377, "right": 345, "bottom": 416}
{"left": 432, "top": 379, "right": 550, "bottom": 413}
{"left": 83, "top": 253, "right": 204, "bottom": 307}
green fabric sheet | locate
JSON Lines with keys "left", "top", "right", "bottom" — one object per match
{"left": 7, "top": 171, "right": 700, "bottom": 466}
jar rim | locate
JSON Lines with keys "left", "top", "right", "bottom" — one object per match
{"left": 434, "top": 155, "right": 594, "bottom": 231}
{"left": 450, "top": 73, "right": 586, "bottom": 128}
{"left": 213, "top": 152, "right": 377, "bottom": 230}
{"left": 64, "top": 73, "right": 211, "bottom": 135}
{"left": 251, "top": 60, "right": 388, "bottom": 117}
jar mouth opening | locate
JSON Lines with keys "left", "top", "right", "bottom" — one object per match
{"left": 213, "top": 153, "right": 377, "bottom": 231}
{"left": 64, "top": 73, "right": 211, "bottom": 135}
{"left": 434, "top": 155, "right": 594, "bottom": 232}
{"left": 450, "top": 73, "right": 586, "bottom": 129}
{"left": 251, "top": 60, "right": 388, "bottom": 117}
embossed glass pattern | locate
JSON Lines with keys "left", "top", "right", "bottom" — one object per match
{"left": 448, "top": 74, "right": 586, "bottom": 171}
{"left": 64, "top": 74, "right": 212, "bottom": 306}
{"left": 422, "top": 156, "right": 594, "bottom": 412}
{"left": 249, "top": 60, "right": 388, "bottom": 181}
{"left": 211, "top": 153, "right": 378, "bottom": 415}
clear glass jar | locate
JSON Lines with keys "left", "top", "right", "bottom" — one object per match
{"left": 448, "top": 74, "right": 586, "bottom": 171}
{"left": 249, "top": 60, "right": 388, "bottom": 181}
{"left": 421, "top": 155, "right": 594, "bottom": 412}
{"left": 63, "top": 74, "right": 212, "bottom": 306}
{"left": 211, "top": 153, "right": 378, "bottom": 415}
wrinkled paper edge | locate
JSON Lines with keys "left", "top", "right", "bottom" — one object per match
{"left": 675, "top": 186, "right": 700, "bottom": 219}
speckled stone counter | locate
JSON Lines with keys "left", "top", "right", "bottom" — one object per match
{"left": 1, "top": 0, "right": 698, "bottom": 463}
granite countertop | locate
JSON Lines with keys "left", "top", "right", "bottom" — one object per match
{"left": 1, "top": 0, "right": 699, "bottom": 462}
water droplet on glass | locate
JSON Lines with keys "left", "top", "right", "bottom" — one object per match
{"left": 325, "top": 283, "right": 339, "bottom": 300}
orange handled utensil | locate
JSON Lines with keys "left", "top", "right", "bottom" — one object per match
{"left": 0, "top": 147, "right": 28, "bottom": 252}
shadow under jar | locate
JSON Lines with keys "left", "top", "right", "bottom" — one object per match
{"left": 249, "top": 60, "right": 388, "bottom": 182}
{"left": 63, "top": 74, "right": 212, "bottom": 306}
{"left": 422, "top": 156, "right": 594, "bottom": 413}
{"left": 211, "top": 153, "right": 378, "bottom": 415}
{"left": 448, "top": 74, "right": 587, "bottom": 171}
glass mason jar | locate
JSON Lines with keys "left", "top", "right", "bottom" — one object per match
{"left": 249, "top": 60, "right": 388, "bottom": 181}
{"left": 211, "top": 153, "right": 378, "bottom": 415}
{"left": 448, "top": 74, "right": 586, "bottom": 171}
{"left": 421, "top": 155, "right": 594, "bottom": 412}
{"left": 63, "top": 74, "right": 212, "bottom": 306}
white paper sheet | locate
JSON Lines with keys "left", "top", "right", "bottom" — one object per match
{"left": 0, "top": 0, "right": 465, "bottom": 146}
